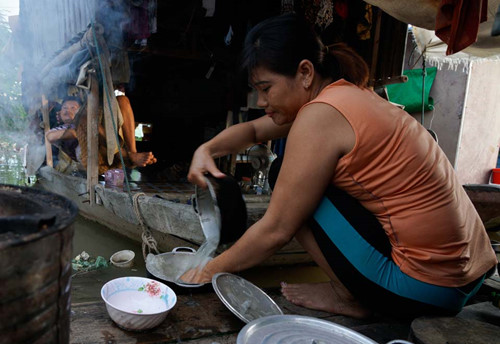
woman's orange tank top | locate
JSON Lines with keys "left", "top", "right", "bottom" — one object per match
{"left": 308, "top": 79, "right": 496, "bottom": 287}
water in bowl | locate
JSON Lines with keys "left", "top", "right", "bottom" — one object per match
{"left": 108, "top": 290, "right": 167, "bottom": 314}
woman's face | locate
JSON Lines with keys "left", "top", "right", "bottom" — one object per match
{"left": 250, "top": 66, "right": 308, "bottom": 125}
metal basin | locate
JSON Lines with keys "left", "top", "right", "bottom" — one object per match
{"left": 146, "top": 247, "right": 213, "bottom": 293}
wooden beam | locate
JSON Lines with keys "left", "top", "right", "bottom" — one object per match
{"left": 41, "top": 95, "right": 53, "bottom": 167}
{"left": 86, "top": 73, "right": 99, "bottom": 205}
{"left": 369, "top": 8, "right": 383, "bottom": 88}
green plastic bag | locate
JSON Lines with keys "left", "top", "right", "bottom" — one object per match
{"left": 386, "top": 67, "right": 437, "bottom": 113}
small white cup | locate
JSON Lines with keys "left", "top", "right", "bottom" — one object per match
{"left": 110, "top": 250, "right": 135, "bottom": 268}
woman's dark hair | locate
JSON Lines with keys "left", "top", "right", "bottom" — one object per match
{"left": 241, "top": 13, "right": 369, "bottom": 87}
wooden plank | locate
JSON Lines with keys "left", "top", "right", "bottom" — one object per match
{"left": 457, "top": 302, "right": 500, "bottom": 326}
{"left": 181, "top": 334, "right": 238, "bottom": 343}
{"left": 70, "top": 289, "right": 412, "bottom": 344}
{"left": 70, "top": 293, "right": 242, "bottom": 343}
{"left": 86, "top": 73, "right": 99, "bottom": 205}
{"left": 70, "top": 282, "right": 499, "bottom": 344}
{"left": 352, "top": 322, "right": 412, "bottom": 344}
{"left": 463, "top": 184, "right": 500, "bottom": 227}
{"left": 409, "top": 316, "right": 500, "bottom": 344}
{"left": 368, "top": 9, "right": 382, "bottom": 88}
{"left": 41, "top": 95, "right": 53, "bottom": 167}
{"left": 483, "top": 275, "right": 500, "bottom": 292}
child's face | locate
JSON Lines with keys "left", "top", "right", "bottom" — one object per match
{"left": 59, "top": 100, "right": 80, "bottom": 124}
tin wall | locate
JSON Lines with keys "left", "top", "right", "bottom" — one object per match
{"left": 19, "top": 0, "right": 97, "bottom": 67}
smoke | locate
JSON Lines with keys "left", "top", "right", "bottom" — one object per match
{"left": 0, "top": 1, "right": 159, "bottom": 182}
{"left": 0, "top": 10, "right": 43, "bottom": 182}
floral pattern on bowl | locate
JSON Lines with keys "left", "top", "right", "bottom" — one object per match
{"left": 141, "top": 280, "right": 162, "bottom": 297}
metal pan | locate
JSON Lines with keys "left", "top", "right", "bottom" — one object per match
{"left": 145, "top": 247, "right": 212, "bottom": 293}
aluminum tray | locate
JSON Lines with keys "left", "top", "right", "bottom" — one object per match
{"left": 237, "top": 314, "right": 379, "bottom": 344}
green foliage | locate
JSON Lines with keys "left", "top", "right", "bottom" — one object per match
{"left": 0, "top": 10, "right": 27, "bottom": 134}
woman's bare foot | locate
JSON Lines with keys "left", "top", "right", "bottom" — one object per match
{"left": 129, "top": 151, "right": 157, "bottom": 167}
{"left": 281, "top": 281, "right": 372, "bottom": 319}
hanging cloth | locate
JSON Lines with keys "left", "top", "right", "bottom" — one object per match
{"left": 316, "top": 0, "right": 334, "bottom": 29}
{"left": 356, "top": 3, "right": 372, "bottom": 40}
{"left": 385, "top": 68, "right": 438, "bottom": 114}
{"left": 281, "top": 0, "right": 294, "bottom": 14}
{"left": 435, "top": 0, "right": 488, "bottom": 55}
{"left": 93, "top": 30, "right": 124, "bottom": 165}
{"left": 128, "top": 0, "right": 155, "bottom": 40}
{"left": 301, "top": 0, "right": 334, "bottom": 30}
{"left": 102, "top": 64, "right": 124, "bottom": 166}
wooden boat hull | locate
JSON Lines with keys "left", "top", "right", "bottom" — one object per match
{"left": 37, "top": 166, "right": 312, "bottom": 266}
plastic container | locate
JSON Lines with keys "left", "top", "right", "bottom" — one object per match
{"left": 105, "top": 168, "right": 124, "bottom": 187}
{"left": 492, "top": 168, "right": 500, "bottom": 184}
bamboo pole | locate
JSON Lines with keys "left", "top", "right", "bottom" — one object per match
{"left": 41, "top": 95, "right": 53, "bottom": 167}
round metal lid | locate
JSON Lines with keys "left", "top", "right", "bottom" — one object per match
{"left": 237, "top": 314, "right": 379, "bottom": 344}
{"left": 212, "top": 272, "right": 283, "bottom": 323}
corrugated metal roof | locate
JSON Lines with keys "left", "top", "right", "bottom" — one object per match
{"left": 19, "top": 0, "right": 97, "bottom": 66}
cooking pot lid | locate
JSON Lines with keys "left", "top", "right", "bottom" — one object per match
{"left": 237, "top": 314, "right": 378, "bottom": 344}
{"left": 211, "top": 272, "right": 282, "bottom": 323}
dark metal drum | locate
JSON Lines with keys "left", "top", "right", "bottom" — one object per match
{"left": 0, "top": 184, "right": 78, "bottom": 344}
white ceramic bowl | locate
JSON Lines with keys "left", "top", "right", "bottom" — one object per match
{"left": 101, "top": 276, "right": 177, "bottom": 331}
{"left": 110, "top": 250, "right": 135, "bottom": 268}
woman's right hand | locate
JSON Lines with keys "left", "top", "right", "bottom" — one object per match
{"left": 187, "top": 145, "right": 226, "bottom": 189}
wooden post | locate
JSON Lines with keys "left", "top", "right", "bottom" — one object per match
{"left": 86, "top": 72, "right": 99, "bottom": 205}
{"left": 41, "top": 95, "right": 53, "bottom": 167}
{"left": 369, "top": 9, "right": 383, "bottom": 88}
{"left": 225, "top": 110, "right": 238, "bottom": 175}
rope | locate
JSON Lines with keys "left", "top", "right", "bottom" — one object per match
{"left": 133, "top": 192, "right": 160, "bottom": 260}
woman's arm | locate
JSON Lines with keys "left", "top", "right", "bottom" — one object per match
{"left": 188, "top": 115, "right": 291, "bottom": 188}
{"left": 183, "top": 103, "right": 355, "bottom": 282}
